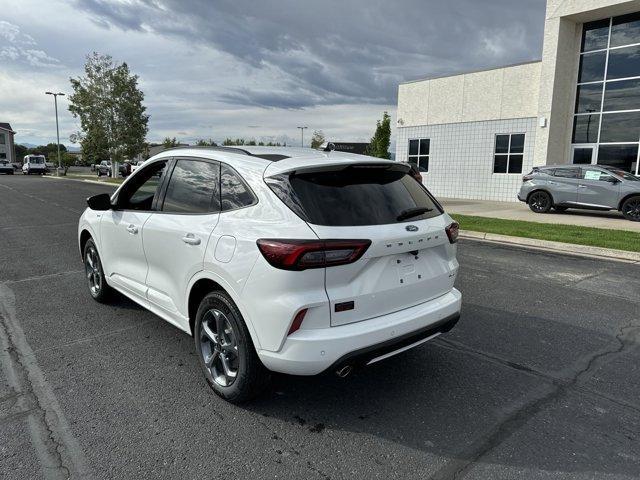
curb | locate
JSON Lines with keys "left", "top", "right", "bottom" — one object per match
{"left": 43, "top": 175, "right": 119, "bottom": 187}
{"left": 460, "top": 230, "right": 640, "bottom": 264}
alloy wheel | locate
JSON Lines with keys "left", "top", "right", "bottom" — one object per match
{"left": 530, "top": 192, "right": 549, "bottom": 213}
{"left": 200, "top": 309, "right": 239, "bottom": 387}
{"left": 623, "top": 198, "right": 640, "bottom": 221}
{"left": 85, "top": 246, "right": 102, "bottom": 296}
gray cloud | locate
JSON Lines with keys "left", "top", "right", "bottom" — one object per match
{"left": 75, "top": 0, "right": 546, "bottom": 109}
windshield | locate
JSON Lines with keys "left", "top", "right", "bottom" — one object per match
{"left": 30, "top": 156, "right": 45, "bottom": 164}
{"left": 266, "top": 165, "right": 442, "bottom": 226}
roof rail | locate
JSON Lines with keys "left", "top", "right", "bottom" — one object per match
{"left": 162, "top": 146, "right": 253, "bottom": 155}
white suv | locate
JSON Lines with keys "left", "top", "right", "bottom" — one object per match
{"left": 78, "top": 147, "right": 462, "bottom": 402}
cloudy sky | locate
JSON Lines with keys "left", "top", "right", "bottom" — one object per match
{"left": 0, "top": 0, "right": 546, "bottom": 149}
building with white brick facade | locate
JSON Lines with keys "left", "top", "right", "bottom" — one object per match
{"left": 396, "top": 0, "right": 640, "bottom": 201}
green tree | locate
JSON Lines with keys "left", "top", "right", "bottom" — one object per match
{"left": 195, "top": 138, "right": 217, "bottom": 146}
{"left": 310, "top": 130, "right": 325, "bottom": 149}
{"left": 69, "top": 52, "right": 149, "bottom": 164}
{"left": 366, "top": 112, "right": 391, "bottom": 159}
{"left": 163, "top": 137, "right": 179, "bottom": 148}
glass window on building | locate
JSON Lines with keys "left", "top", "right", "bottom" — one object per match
{"left": 493, "top": 134, "right": 525, "bottom": 174}
{"left": 0, "top": 134, "right": 5, "bottom": 145}
{"left": 573, "top": 12, "right": 640, "bottom": 175}
{"left": 408, "top": 138, "right": 429, "bottom": 172}
{"left": 582, "top": 19, "right": 610, "bottom": 52}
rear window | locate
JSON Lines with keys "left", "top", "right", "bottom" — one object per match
{"left": 266, "top": 165, "right": 442, "bottom": 226}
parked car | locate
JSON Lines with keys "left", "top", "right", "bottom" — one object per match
{"left": 519, "top": 164, "right": 640, "bottom": 221}
{"left": 119, "top": 161, "right": 132, "bottom": 177}
{"left": 78, "top": 147, "right": 462, "bottom": 403}
{"left": 0, "top": 160, "right": 14, "bottom": 174}
{"left": 96, "top": 161, "right": 112, "bottom": 177}
{"left": 22, "top": 155, "right": 47, "bottom": 175}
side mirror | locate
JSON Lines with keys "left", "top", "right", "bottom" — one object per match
{"left": 87, "top": 193, "right": 112, "bottom": 211}
{"left": 605, "top": 177, "right": 621, "bottom": 184}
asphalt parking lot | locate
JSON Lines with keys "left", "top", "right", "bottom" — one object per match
{"left": 1, "top": 174, "right": 639, "bottom": 480}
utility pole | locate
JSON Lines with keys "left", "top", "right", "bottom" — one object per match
{"left": 297, "top": 126, "right": 308, "bottom": 147}
{"left": 45, "top": 91, "right": 65, "bottom": 173}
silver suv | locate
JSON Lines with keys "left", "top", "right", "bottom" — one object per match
{"left": 518, "top": 165, "right": 640, "bottom": 222}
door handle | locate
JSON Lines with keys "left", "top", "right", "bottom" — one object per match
{"left": 182, "top": 234, "right": 201, "bottom": 246}
{"left": 126, "top": 224, "right": 138, "bottom": 235}
{"left": 578, "top": 185, "right": 588, "bottom": 189}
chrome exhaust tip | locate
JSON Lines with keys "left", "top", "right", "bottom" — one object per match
{"left": 335, "top": 365, "right": 353, "bottom": 378}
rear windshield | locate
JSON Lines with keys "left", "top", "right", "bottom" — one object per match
{"left": 266, "top": 166, "right": 442, "bottom": 226}
{"left": 30, "top": 157, "right": 45, "bottom": 164}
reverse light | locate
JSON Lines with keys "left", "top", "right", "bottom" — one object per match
{"left": 256, "top": 239, "right": 371, "bottom": 271}
{"left": 445, "top": 222, "right": 459, "bottom": 244}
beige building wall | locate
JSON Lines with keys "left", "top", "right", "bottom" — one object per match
{"left": 397, "top": 62, "right": 541, "bottom": 128}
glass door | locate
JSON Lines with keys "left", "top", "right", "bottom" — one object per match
{"left": 571, "top": 145, "right": 596, "bottom": 165}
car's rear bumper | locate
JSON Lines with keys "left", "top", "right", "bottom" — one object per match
{"left": 257, "top": 288, "right": 462, "bottom": 376}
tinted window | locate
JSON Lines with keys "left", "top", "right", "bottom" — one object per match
{"left": 579, "top": 52, "right": 606, "bottom": 83}
{"left": 554, "top": 168, "right": 580, "bottom": 178}
{"left": 162, "top": 159, "right": 220, "bottom": 214}
{"left": 573, "top": 148, "right": 594, "bottom": 164}
{"left": 408, "top": 138, "right": 430, "bottom": 173}
{"left": 600, "top": 111, "right": 640, "bottom": 142}
{"left": 118, "top": 160, "right": 166, "bottom": 210}
{"left": 604, "top": 79, "right": 640, "bottom": 111}
{"left": 495, "top": 135, "right": 510, "bottom": 154}
{"left": 607, "top": 45, "right": 640, "bottom": 80}
{"left": 582, "top": 19, "right": 610, "bottom": 52}
{"left": 494, "top": 134, "right": 525, "bottom": 174}
{"left": 221, "top": 164, "right": 256, "bottom": 211}
{"left": 267, "top": 166, "right": 441, "bottom": 227}
{"left": 611, "top": 12, "right": 640, "bottom": 48}
{"left": 576, "top": 83, "right": 603, "bottom": 113}
{"left": 598, "top": 144, "right": 639, "bottom": 172}
{"left": 572, "top": 114, "right": 600, "bottom": 143}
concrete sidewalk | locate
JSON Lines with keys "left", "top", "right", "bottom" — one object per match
{"left": 441, "top": 198, "right": 640, "bottom": 232}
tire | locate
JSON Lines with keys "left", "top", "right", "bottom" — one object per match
{"left": 528, "top": 191, "right": 553, "bottom": 213}
{"left": 194, "top": 291, "right": 270, "bottom": 403}
{"left": 83, "top": 238, "right": 113, "bottom": 303}
{"left": 554, "top": 206, "right": 568, "bottom": 212}
{"left": 621, "top": 196, "right": 640, "bottom": 222}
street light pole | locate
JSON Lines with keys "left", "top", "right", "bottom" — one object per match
{"left": 45, "top": 91, "right": 65, "bottom": 173}
{"left": 297, "top": 126, "right": 308, "bottom": 147}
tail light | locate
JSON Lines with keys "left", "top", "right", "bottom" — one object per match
{"left": 445, "top": 222, "right": 459, "bottom": 244}
{"left": 288, "top": 309, "right": 307, "bottom": 336}
{"left": 522, "top": 174, "right": 534, "bottom": 182}
{"left": 256, "top": 239, "right": 371, "bottom": 271}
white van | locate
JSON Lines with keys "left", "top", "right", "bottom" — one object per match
{"left": 22, "top": 155, "right": 47, "bottom": 175}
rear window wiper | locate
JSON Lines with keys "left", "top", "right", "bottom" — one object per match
{"left": 396, "top": 207, "right": 433, "bottom": 222}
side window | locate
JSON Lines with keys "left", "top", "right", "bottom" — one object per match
{"left": 553, "top": 168, "right": 580, "bottom": 178}
{"left": 162, "top": 159, "right": 221, "bottom": 214}
{"left": 118, "top": 160, "right": 167, "bottom": 210}
{"left": 408, "top": 138, "right": 430, "bottom": 172}
{"left": 221, "top": 164, "right": 257, "bottom": 211}
{"left": 581, "top": 168, "right": 615, "bottom": 182}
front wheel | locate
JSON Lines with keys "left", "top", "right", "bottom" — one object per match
{"left": 528, "top": 191, "right": 552, "bottom": 213}
{"left": 194, "top": 291, "right": 270, "bottom": 403}
{"left": 621, "top": 196, "right": 640, "bottom": 222}
{"left": 83, "top": 239, "right": 113, "bottom": 303}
